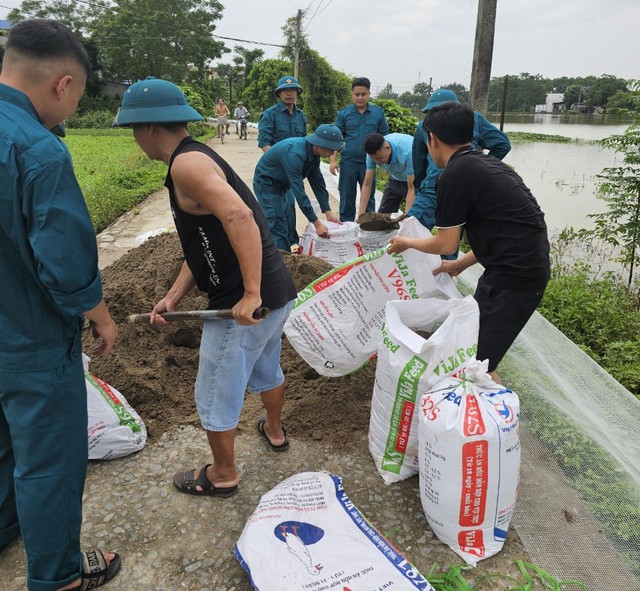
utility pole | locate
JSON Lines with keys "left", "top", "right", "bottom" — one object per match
{"left": 469, "top": 0, "right": 498, "bottom": 114}
{"left": 294, "top": 9, "right": 303, "bottom": 79}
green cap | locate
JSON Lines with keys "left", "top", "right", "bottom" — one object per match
{"left": 113, "top": 77, "right": 204, "bottom": 126}
{"left": 422, "top": 89, "right": 459, "bottom": 112}
{"left": 275, "top": 75, "right": 303, "bottom": 96}
{"left": 307, "top": 124, "right": 344, "bottom": 151}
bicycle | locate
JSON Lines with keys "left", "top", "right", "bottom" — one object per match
{"left": 216, "top": 116, "right": 227, "bottom": 144}
{"left": 238, "top": 116, "right": 248, "bottom": 140}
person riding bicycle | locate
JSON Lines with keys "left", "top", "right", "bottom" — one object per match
{"left": 215, "top": 98, "right": 230, "bottom": 135}
{"left": 234, "top": 101, "right": 249, "bottom": 136}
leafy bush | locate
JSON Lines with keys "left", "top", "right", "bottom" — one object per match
{"left": 67, "top": 110, "right": 116, "bottom": 129}
{"left": 76, "top": 95, "right": 121, "bottom": 116}
{"left": 538, "top": 268, "right": 640, "bottom": 396}
{"left": 371, "top": 98, "right": 419, "bottom": 135}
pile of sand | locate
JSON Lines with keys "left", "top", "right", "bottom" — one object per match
{"left": 83, "top": 233, "right": 376, "bottom": 444}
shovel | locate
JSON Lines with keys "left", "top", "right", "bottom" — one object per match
{"left": 126, "top": 307, "right": 270, "bottom": 323}
{"left": 358, "top": 211, "right": 408, "bottom": 231}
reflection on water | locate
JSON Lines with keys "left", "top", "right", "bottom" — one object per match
{"left": 504, "top": 142, "right": 620, "bottom": 234}
{"left": 487, "top": 112, "right": 633, "bottom": 140}
{"left": 479, "top": 114, "right": 631, "bottom": 233}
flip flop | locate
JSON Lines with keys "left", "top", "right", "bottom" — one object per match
{"left": 256, "top": 417, "right": 290, "bottom": 452}
{"left": 173, "top": 464, "right": 239, "bottom": 497}
{"left": 67, "top": 549, "right": 122, "bottom": 590}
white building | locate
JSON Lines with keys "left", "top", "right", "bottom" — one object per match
{"left": 535, "top": 92, "right": 565, "bottom": 113}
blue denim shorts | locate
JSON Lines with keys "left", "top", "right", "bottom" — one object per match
{"left": 194, "top": 301, "right": 293, "bottom": 431}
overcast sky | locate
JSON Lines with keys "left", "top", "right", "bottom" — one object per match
{"left": 2, "top": 0, "right": 638, "bottom": 94}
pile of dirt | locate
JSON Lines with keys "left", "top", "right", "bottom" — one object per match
{"left": 83, "top": 233, "right": 376, "bottom": 445}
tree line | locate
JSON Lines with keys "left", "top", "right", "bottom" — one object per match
{"left": 377, "top": 73, "right": 636, "bottom": 115}
{"left": 1, "top": 1, "right": 636, "bottom": 124}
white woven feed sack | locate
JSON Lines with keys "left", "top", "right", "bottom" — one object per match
{"left": 234, "top": 471, "right": 435, "bottom": 591}
{"left": 369, "top": 296, "right": 480, "bottom": 484}
{"left": 299, "top": 221, "right": 396, "bottom": 267}
{"left": 83, "top": 355, "right": 147, "bottom": 460}
{"left": 284, "top": 217, "right": 461, "bottom": 377}
{"left": 418, "top": 360, "right": 521, "bottom": 565}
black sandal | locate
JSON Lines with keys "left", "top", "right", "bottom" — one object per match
{"left": 173, "top": 464, "right": 239, "bottom": 497}
{"left": 256, "top": 417, "right": 290, "bottom": 452}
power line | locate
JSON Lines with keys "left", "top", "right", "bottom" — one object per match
{"left": 303, "top": 1, "right": 323, "bottom": 30}
{"left": 304, "top": 0, "right": 334, "bottom": 29}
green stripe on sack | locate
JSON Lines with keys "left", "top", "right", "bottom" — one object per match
{"left": 86, "top": 373, "right": 142, "bottom": 433}
{"left": 381, "top": 355, "right": 428, "bottom": 473}
{"left": 292, "top": 247, "right": 388, "bottom": 309}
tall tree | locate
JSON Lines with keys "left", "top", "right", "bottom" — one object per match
{"left": 241, "top": 58, "right": 293, "bottom": 113}
{"left": 281, "top": 15, "right": 351, "bottom": 129}
{"left": 8, "top": 0, "right": 103, "bottom": 96}
{"left": 440, "top": 82, "right": 469, "bottom": 104}
{"left": 89, "top": 0, "right": 227, "bottom": 83}
{"left": 588, "top": 74, "right": 629, "bottom": 109}
{"left": 488, "top": 72, "right": 547, "bottom": 112}
{"left": 377, "top": 83, "right": 398, "bottom": 101}
{"left": 8, "top": 0, "right": 91, "bottom": 33}
{"left": 234, "top": 46, "right": 264, "bottom": 81}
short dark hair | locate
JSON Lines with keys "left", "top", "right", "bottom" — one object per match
{"left": 364, "top": 132, "right": 386, "bottom": 154}
{"left": 352, "top": 77, "right": 371, "bottom": 90}
{"left": 6, "top": 19, "right": 91, "bottom": 76}
{"left": 423, "top": 102, "right": 474, "bottom": 146}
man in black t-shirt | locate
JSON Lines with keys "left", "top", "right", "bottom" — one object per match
{"left": 388, "top": 101, "right": 550, "bottom": 381}
{"left": 115, "top": 77, "right": 297, "bottom": 497}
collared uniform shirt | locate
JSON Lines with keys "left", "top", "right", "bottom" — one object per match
{"left": 366, "top": 133, "right": 414, "bottom": 181}
{"left": 254, "top": 138, "right": 330, "bottom": 223}
{"left": 334, "top": 103, "right": 389, "bottom": 163}
{"left": 413, "top": 112, "right": 511, "bottom": 194}
{"left": 0, "top": 83, "right": 103, "bottom": 371}
{"left": 257, "top": 102, "right": 307, "bottom": 148}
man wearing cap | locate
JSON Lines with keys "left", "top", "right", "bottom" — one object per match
{"left": 233, "top": 101, "right": 249, "bottom": 136}
{"left": 356, "top": 132, "right": 415, "bottom": 220}
{"left": 0, "top": 19, "right": 120, "bottom": 591}
{"left": 410, "top": 89, "right": 511, "bottom": 233}
{"left": 258, "top": 75, "right": 308, "bottom": 251}
{"left": 330, "top": 77, "right": 389, "bottom": 222}
{"left": 254, "top": 124, "right": 344, "bottom": 250}
{"left": 114, "top": 77, "right": 298, "bottom": 498}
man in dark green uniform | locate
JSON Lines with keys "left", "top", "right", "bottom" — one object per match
{"left": 0, "top": 19, "right": 120, "bottom": 591}
{"left": 330, "top": 77, "right": 389, "bottom": 221}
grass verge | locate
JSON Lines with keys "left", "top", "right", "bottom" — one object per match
{"left": 64, "top": 126, "right": 215, "bottom": 233}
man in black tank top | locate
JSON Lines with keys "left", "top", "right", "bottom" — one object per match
{"left": 114, "top": 77, "right": 297, "bottom": 497}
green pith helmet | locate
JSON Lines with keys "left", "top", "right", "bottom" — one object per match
{"left": 307, "top": 124, "right": 345, "bottom": 151}
{"left": 113, "top": 77, "right": 204, "bottom": 126}
{"left": 275, "top": 75, "right": 303, "bottom": 96}
{"left": 422, "top": 89, "right": 460, "bottom": 112}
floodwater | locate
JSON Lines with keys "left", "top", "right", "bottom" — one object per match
{"left": 486, "top": 113, "right": 634, "bottom": 234}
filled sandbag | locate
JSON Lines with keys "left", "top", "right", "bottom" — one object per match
{"left": 234, "top": 471, "right": 435, "bottom": 591}
{"left": 284, "top": 217, "right": 461, "bottom": 377}
{"left": 369, "top": 296, "right": 480, "bottom": 484}
{"left": 418, "top": 360, "right": 521, "bottom": 565}
{"left": 298, "top": 221, "right": 396, "bottom": 267}
{"left": 84, "top": 354, "right": 147, "bottom": 460}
